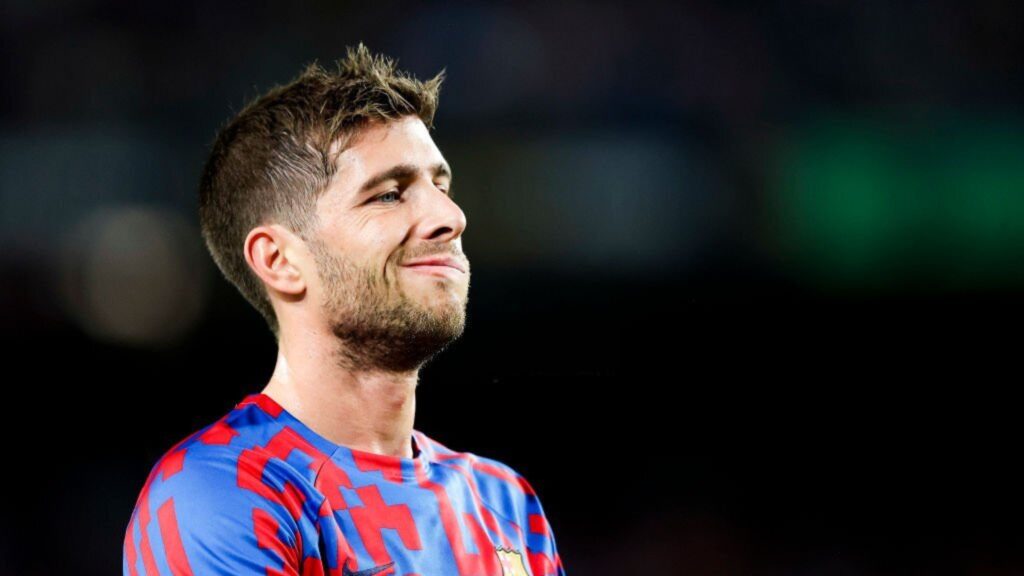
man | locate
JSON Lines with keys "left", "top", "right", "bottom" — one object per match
{"left": 122, "top": 43, "right": 565, "bottom": 576}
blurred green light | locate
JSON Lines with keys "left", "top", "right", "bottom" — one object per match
{"left": 769, "top": 115, "right": 1024, "bottom": 291}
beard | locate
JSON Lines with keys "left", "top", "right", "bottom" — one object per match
{"left": 307, "top": 235, "right": 468, "bottom": 373}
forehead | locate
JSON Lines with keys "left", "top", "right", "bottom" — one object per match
{"left": 331, "top": 116, "right": 447, "bottom": 190}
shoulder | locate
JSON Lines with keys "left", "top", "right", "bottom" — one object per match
{"left": 133, "top": 438, "right": 317, "bottom": 529}
{"left": 124, "top": 428, "right": 326, "bottom": 575}
{"left": 420, "top": 433, "right": 551, "bottom": 524}
{"left": 123, "top": 410, "right": 331, "bottom": 574}
{"left": 127, "top": 405, "right": 327, "bottom": 532}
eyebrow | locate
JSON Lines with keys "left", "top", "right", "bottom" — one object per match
{"left": 356, "top": 162, "right": 453, "bottom": 196}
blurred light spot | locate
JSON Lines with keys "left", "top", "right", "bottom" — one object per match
{"left": 56, "top": 205, "right": 210, "bottom": 348}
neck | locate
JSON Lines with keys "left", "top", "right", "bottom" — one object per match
{"left": 262, "top": 336, "right": 419, "bottom": 459}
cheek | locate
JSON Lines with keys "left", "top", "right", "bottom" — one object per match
{"left": 336, "top": 213, "right": 412, "bottom": 270}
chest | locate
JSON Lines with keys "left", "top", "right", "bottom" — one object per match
{"left": 311, "top": 477, "right": 534, "bottom": 576}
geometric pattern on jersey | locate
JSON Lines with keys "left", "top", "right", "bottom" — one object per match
{"left": 122, "top": 392, "right": 566, "bottom": 575}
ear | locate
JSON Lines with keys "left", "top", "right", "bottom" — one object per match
{"left": 244, "top": 224, "right": 308, "bottom": 300}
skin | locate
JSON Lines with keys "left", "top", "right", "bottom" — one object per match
{"left": 243, "top": 114, "right": 469, "bottom": 460}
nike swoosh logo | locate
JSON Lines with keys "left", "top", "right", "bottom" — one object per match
{"left": 342, "top": 560, "right": 395, "bottom": 576}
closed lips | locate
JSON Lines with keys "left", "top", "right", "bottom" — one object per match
{"left": 402, "top": 258, "right": 465, "bottom": 272}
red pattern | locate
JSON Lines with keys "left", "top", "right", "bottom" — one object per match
{"left": 157, "top": 497, "right": 195, "bottom": 576}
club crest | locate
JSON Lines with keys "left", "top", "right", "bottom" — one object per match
{"left": 495, "top": 546, "right": 530, "bottom": 576}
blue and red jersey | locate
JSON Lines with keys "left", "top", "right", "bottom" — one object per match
{"left": 122, "top": 392, "right": 564, "bottom": 576}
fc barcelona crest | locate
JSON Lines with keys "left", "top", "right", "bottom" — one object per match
{"left": 495, "top": 547, "right": 530, "bottom": 576}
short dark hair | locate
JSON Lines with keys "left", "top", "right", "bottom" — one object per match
{"left": 198, "top": 43, "right": 446, "bottom": 342}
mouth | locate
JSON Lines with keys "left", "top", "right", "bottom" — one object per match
{"left": 401, "top": 257, "right": 467, "bottom": 273}
{"left": 401, "top": 264, "right": 465, "bottom": 277}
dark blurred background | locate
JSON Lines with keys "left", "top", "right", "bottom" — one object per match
{"left": 3, "top": 1, "right": 1024, "bottom": 574}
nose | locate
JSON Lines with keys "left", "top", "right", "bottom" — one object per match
{"left": 413, "top": 184, "right": 467, "bottom": 243}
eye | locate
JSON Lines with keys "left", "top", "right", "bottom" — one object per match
{"left": 374, "top": 189, "right": 402, "bottom": 204}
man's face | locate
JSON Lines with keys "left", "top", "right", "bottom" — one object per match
{"left": 307, "top": 115, "right": 469, "bottom": 373}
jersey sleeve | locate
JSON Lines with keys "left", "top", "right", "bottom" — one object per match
{"left": 518, "top": 472, "right": 566, "bottom": 576}
{"left": 122, "top": 445, "right": 311, "bottom": 576}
